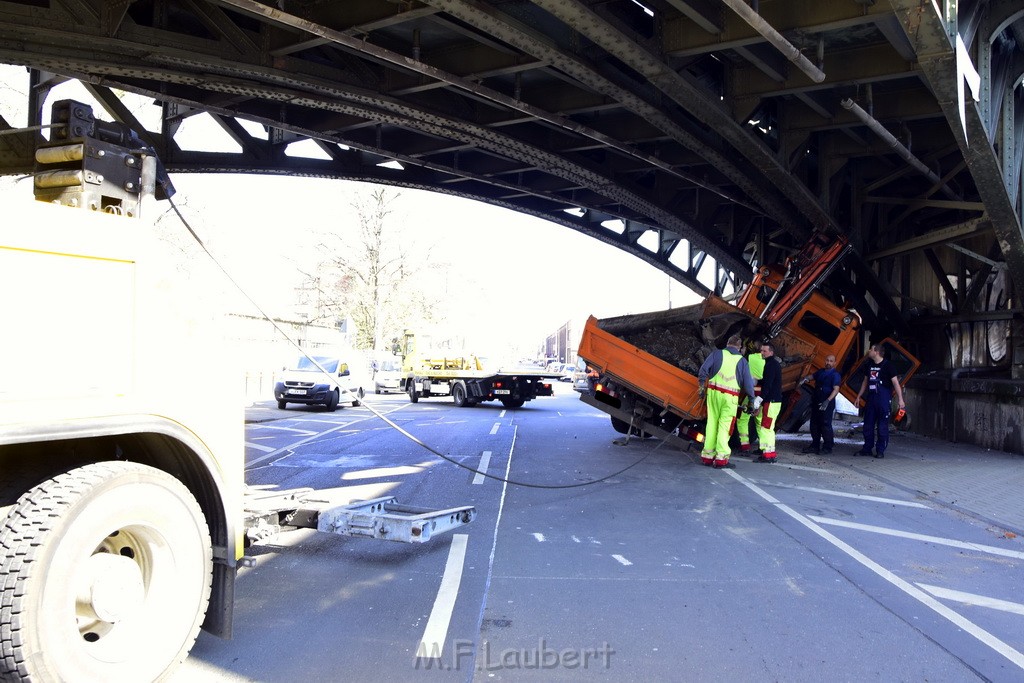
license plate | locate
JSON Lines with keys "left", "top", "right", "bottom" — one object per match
{"left": 494, "top": 389, "right": 511, "bottom": 395}
{"left": 287, "top": 389, "right": 307, "bottom": 395}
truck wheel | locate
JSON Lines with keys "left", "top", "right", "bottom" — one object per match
{"left": 452, "top": 383, "right": 468, "bottom": 407}
{"left": 327, "top": 389, "right": 340, "bottom": 411}
{"left": 610, "top": 416, "right": 651, "bottom": 437}
{"left": 500, "top": 398, "right": 525, "bottom": 409}
{"left": 352, "top": 388, "right": 364, "bottom": 407}
{"left": 277, "top": 400, "right": 287, "bottom": 410}
{"left": 0, "top": 461, "right": 212, "bottom": 683}
{"left": 408, "top": 379, "right": 419, "bottom": 403}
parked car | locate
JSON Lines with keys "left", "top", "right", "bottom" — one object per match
{"left": 551, "top": 363, "right": 576, "bottom": 382}
{"left": 274, "top": 355, "right": 366, "bottom": 410}
{"left": 373, "top": 356, "right": 403, "bottom": 394}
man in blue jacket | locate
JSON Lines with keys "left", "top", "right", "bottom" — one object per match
{"left": 798, "top": 354, "right": 842, "bottom": 454}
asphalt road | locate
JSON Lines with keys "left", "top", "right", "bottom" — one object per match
{"left": 173, "top": 383, "right": 1024, "bottom": 682}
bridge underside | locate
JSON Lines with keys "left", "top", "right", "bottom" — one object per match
{"left": 0, "top": 0, "right": 1022, "bottom": 394}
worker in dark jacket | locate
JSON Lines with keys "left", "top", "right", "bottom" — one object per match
{"left": 798, "top": 354, "right": 842, "bottom": 454}
{"left": 754, "top": 342, "right": 784, "bottom": 463}
{"left": 736, "top": 339, "right": 765, "bottom": 455}
{"left": 698, "top": 334, "right": 756, "bottom": 469}
{"left": 853, "top": 344, "right": 905, "bottom": 458}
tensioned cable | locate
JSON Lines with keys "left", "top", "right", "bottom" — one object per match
{"left": 166, "top": 192, "right": 665, "bottom": 489}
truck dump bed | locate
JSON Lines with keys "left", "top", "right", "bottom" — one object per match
{"left": 578, "top": 296, "right": 816, "bottom": 439}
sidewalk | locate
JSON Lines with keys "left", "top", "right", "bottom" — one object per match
{"left": 776, "top": 424, "right": 1024, "bottom": 536}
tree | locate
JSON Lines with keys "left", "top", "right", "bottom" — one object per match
{"left": 297, "top": 188, "right": 441, "bottom": 351}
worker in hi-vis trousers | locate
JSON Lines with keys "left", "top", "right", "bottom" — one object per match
{"left": 753, "top": 341, "right": 784, "bottom": 463}
{"left": 697, "top": 334, "right": 756, "bottom": 469}
{"left": 736, "top": 340, "right": 765, "bottom": 454}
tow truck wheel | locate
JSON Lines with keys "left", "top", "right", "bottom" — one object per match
{"left": 452, "top": 383, "right": 468, "bottom": 407}
{"left": 408, "top": 379, "right": 419, "bottom": 403}
{"left": 0, "top": 461, "right": 212, "bottom": 683}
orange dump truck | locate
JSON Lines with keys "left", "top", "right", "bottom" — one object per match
{"left": 577, "top": 233, "right": 919, "bottom": 447}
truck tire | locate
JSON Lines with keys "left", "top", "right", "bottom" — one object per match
{"left": 452, "top": 382, "right": 468, "bottom": 407}
{"left": 610, "top": 416, "right": 651, "bottom": 438}
{"left": 277, "top": 399, "right": 287, "bottom": 410}
{"left": 327, "top": 389, "right": 340, "bottom": 411}
{"left": 408, "top": 378, "right": 419, "bottom": 403}
{"left": 0, "top": 461, "right": 213, "bottom": 683}
{"left": 500, "top": 398, "right": 525, "bottom": 409}
{"left": 352, "top": 388, "right": 364, "bottom": 407}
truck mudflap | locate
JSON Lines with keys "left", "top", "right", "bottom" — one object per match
{"left": 242, "top": 486, "right": 475, "bottom": 545}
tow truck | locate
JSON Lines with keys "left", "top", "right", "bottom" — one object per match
{"left": 0, "top": 100, "right": 474, "bottom": 682}
{"left": 400, "top": 330, "right": 558, "bottom": 408}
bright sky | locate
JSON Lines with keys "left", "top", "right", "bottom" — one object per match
{"left": 1, "top": 64, "right": 701, "bottom": 358}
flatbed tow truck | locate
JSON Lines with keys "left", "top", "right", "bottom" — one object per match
{"left": 400, "top": 331, "right": 558, "bottom": 409}
{"left": 0, "top": 100, "right": 474, "bottom": 682}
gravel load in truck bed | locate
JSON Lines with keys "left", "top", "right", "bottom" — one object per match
{"left": 597, "top": 301, "right": 770, "bottom": 376}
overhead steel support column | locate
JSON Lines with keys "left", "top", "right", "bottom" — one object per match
{"left": 889, "top": 0, "right": 1024, "bottom": 291}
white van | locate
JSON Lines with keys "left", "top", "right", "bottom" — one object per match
{"left": 274, "top": 355, "right": 367, "bottom": 410}
{"left": 372, "top": 356, "right": 403, "bottom": 394}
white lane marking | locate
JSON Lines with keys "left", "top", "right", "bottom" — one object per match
{"left": 533, "top": 533, "right": 546, "bottom": 542}
{"left": 572, "top": 536, "right": 581, "bottom": 543}
{"left": 499, "top": 410, "right": 507, "bottom": 418}
{"left": 489, "top": 423, "right": 500, "bottom": 435}
{"left": 731, "top": 457, "right": 830, "bottom": 473}
{"left": 746, "top": 480, "right": 929, "bottom": 508}
{"left": 808, "top": 516, "right": 1024, "bottom": 560}
{"left": 723, "top": 469, "right": 1024, "bottom": 671}
{"left": 244, "top": 442, "right": 277, "bottom": 453}
{"left": 918, "top": 584, "right": 1024, "bottom": 616}
{"left": 249, "top": 424, "right": 317, "bottom": 436}
{"left": 341, "top": 466, "right": 423, "bottom": 480}
{"left": 415, "top": 534, "right": 469, "bottom": 659}
{"left": 472, "top": 451, "right": 492, "bottom": 485}
{"left": 612, "top": 554, "right": 633, "bottom": 566}
{"left": 246, "top": 403, "right": 412, "bottom": 468}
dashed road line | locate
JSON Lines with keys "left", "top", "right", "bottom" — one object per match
{"left": 532, "top": 533, "right": 546, "bottom": 542}
{"left": 472, "top": 451, "right": 492, "bottom": 485}
{"left": 612, "top": 554, "right": 632, "bottom": 566}
{"left": 489, "top": 423, "right": 500, "bottom": 435}
{"left": 415, "top": 534, "right": 469, "bottom": 659}
{"left": 918, "top": 584, "right": 1024, "bottom": 616}
{"left": 807, "top": 516, "right": 1024, "bottom": 559}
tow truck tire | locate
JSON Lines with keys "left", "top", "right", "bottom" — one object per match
{"left": 500, "top": 398, "right": 525, "bottom": 409}
{"left": 0, "top": 461, "right": 212, "bottom": 683}
{"left": 327, "top": 389, "right": 340, "bottom": 411}
{"left": 408, "top": 379, "right": 419, "bottom": 403}
{"left": 452, "top": 382, "right": 468, "bottom": 407}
